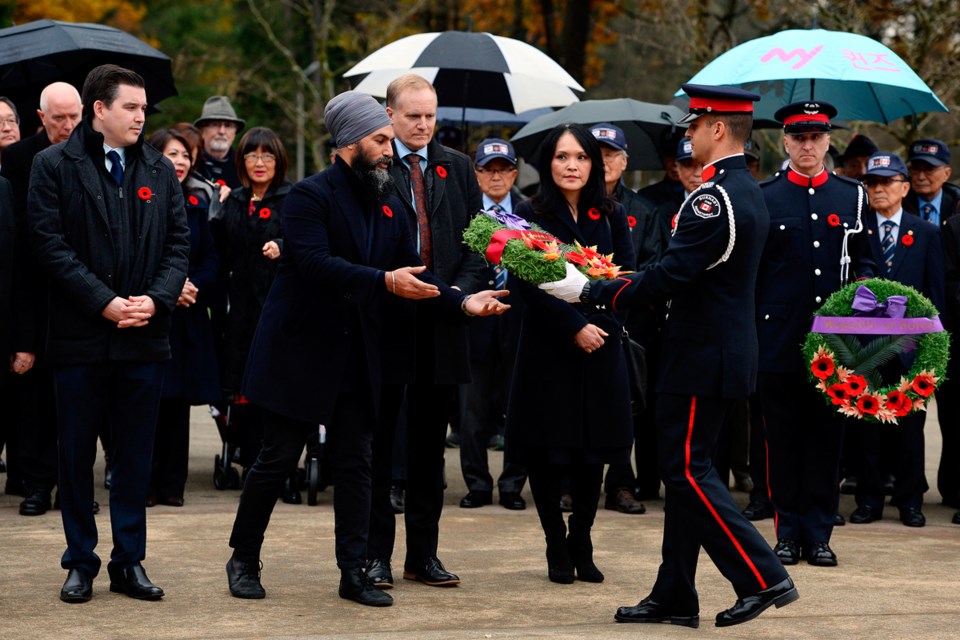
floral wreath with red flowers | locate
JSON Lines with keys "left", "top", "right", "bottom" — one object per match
{"left": 803, "top": 278, "right": 950, "bottom": 424}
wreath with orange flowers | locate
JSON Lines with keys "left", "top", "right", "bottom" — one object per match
{"left": 803, "top": 279, "right": 950, "bottom": 424}
{"left": 463, "top": 210, "right": 626, "bottom": 285}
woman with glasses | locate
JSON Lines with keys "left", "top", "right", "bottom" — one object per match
{"left": 211, "top": 127, "right": 292, "bottom": 491}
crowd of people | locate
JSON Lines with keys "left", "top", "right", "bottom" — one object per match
{"left": 0, "top": 61, "right": 958, "bottom": 627}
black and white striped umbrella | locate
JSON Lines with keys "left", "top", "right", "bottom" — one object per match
{"left": 344, "top": 31, "right": 584, "bottom": 114}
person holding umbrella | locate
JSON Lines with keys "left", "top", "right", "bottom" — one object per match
{"left": 540, "top": 84, "right": 797, "bottom": 628}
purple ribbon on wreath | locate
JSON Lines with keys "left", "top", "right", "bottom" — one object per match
{"left": 810, "top": 285, "right": 943, "bottom": 336}
{"left": 851, "top": 286, "right": 908, "bottom": 318}
{"left": 484, "top": 208, "right": 530, "bottom": 231}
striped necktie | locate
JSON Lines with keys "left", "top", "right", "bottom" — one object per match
{"left": 490, "top": 204, "right": 509, "bottom": 289}
{"left": 881, "top": 219, "right": 896, "bottom": 273}
{"left": 921, "top": 202, "right": 939, "bottom": 227}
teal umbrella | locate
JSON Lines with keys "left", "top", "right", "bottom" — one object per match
{"left": 676, "top": 29, "right": 947, "bottom": 124}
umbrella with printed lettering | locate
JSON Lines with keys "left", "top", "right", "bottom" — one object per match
{"left": 674, "top": 29, "right": 947, "bottom": 124}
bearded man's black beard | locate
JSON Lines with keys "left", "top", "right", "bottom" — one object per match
{"left": 352, "top": 154, "right": 394, "bottom": 201}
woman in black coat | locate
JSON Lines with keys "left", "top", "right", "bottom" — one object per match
{"left": 506, "top": 123, "right": 636, "bottom": 584}
{"left": 148, "top": 129, "right": 220, "bottom": 506}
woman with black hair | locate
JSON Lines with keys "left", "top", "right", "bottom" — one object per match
{"left": 506, "top": 123, "right": 636, "bottom": 584}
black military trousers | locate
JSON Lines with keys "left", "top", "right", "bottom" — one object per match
{"left": 649, "top": 394, "right": 787, "bottom": 613}
{"left": 854, "top": 410, "right": 927, "bottom": 512}
{"left": 759, "top": 372, "right": 845, "bottom": 548}
{"left": 230, "top": 392, "right": 374, "bottom": 569}
{"left": 936, "top": 376, "right": 960, "bottom": 507}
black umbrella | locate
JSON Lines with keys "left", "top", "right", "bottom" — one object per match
{"left": 0, "top": 19, "right": 177, "bottom": 129}
{"left": 511, "top": 99, "right": 687, "bottom": 170}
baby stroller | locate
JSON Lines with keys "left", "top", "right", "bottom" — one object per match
{"left": 209, "top": 395, "right": 248, "bottom": 490}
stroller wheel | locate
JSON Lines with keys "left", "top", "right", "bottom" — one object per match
{"left": 213, "top": 456, "right": 228, "bottom": 490}
{"left": 306, "top": 456, "right": 321, "bottom": 506}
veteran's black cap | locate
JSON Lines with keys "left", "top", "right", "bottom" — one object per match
{"left": 679, "top": 84, "right": 761, "bottom": 124}
{"left": 775, "top": 101, "right": 838, "bottom": 134}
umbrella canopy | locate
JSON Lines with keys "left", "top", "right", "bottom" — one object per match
{"left": 510, "top": 99, "right": 687, "bottom": 170}
{"left": 0, "top": 19, "right": 177, "bottom": 113}
{"left": 344, "top": 31, "right": 583, "bottom": 114}
{"left": 436, "top": 106, "right": 553, "bottom": 126}
{"left": 676, "top": 29, "right": 947, "bottom": 124}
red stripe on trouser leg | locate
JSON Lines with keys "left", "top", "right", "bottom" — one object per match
{"left": 684, "top": 396, "right": 768, "bottom": 590}
{"left": 763, "top": 415, "right": 778, "bottom": 534}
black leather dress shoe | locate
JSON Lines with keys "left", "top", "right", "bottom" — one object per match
{"left": 953, "top": 510, "right": 960, "bottom": 525}
{"left": 108, "top": 564, "right": 164, "bottom": 600}
{"left": 834, "top": 511, "right": 846, "bottom": 526}
{"left": 389, "top": 485, "right": 405, "bottom": 514}
{"left": 403, "top": 556, "right": 460, "bottom": 586}
{"left": 158, "top": 496, "right": 184, "bottom": 507}
{"left": 365, "top": 558, "right": 393, "bottom": 589}
{"left": 60, "top": 568, "right": 93, "bottom": 603}
{"left": 226, "top": 556, "right": 265, "bottom": 599}
{"left": 806, "top": 541, "right": 838, "bottom": 566}
{"left": 604, "top": 488, "right": 646, "bottom": 514}
{"left": 850, "top": 505, "right": 882, "bottom": 524}
{"left": 900, "top": 507, "right": 926, "bottom": 527}
{"left": 546, "top": 541, "right": 574, "bottom": 584}
{"left": 459, "top": 490, "right": 492, "bottom": 508}
{"left": 19, "top": 489, "right": 52, "bottom": 516}
{"left": 742, "top": 499, "right": 774, "bottom": 521}
{"left": 715, "top": 576, "right": 798, "bottom": 627}
{"left": 499, "top": 492, "right": 526, "bottom": 510}
{"left": 340, "top": 567, "right": 393, "bottom": 606}
{"left": 773, "top": 539, "right": 799, "bottom": 565}
{"left": 614, "top": 597, "right": 699, "bottom": 628}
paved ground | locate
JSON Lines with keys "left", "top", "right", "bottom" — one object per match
{"left": 1, "top": 404, "right": 959, "bottom": 640}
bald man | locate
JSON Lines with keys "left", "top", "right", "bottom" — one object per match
{"left": 1, "top": 82, "right": 83, "bottom": 515}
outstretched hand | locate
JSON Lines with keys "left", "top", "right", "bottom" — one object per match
{"left": 465, "top": 289, "right": 511, "bottom": 316}
{"left": 538, "top": 263, "right": 589, "bottom": 303}
{"left": 388, "top": 266, "right": 441, "bottom": 300}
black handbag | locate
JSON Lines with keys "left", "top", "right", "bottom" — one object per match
{"left": 621, "top": 328, "right": 648, "bottom": 415}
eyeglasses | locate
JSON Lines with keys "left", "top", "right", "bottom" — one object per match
{"left": 908, "top": 162, "right": 946, "bottom": 175}
{"left": 475, "top": 166, "right": 517, "bottom": 176}
{"left": 861, "top": 176, "right": 908, "bottom": 187}
{"left": 0, "top": 117, "right": 18, "bottom": 127}
{"left": 244, "top": 152, "right": 276, "bottom": 164}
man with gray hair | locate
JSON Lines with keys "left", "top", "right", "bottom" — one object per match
{"left": 194, "top": 95, "right": 245, "bottom": 189}
{"left": 224, "top": 90, "right": 508, "bottom": 607}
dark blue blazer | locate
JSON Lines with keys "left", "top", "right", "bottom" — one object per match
{"left": 757, "top": 170, "right": 874, "bottom": 373}
{"left": 587, "top": 155, "right": 768, "bottom": 399}
{"left": 242, "top": 158, "right": 463, "bottom": 424}
{"left": 864, "top": 210, "right": 945, "bottom": 314}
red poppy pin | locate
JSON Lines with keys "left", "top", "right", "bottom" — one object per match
{"left": 671, "top": 213, "right": 679, "bottom": 230}
{"left": 259, "top": 208, "right": 271, "bottom": 220}
{"left": 627, "top": 215, "right": 637, "bottom": 228}
{"left": 188, "top": 195, "right": 199, "bottom": 206}
{"left": 137, "top": 187, "right": 152, "bottom": 201}
{"left": 436, "top": 166, "right": 447, "bottom": 179}
{"left": 902, "top": 231, "right": 914, "bottom": 246}
{"left": 827, "top": 214, "right": 840, "bottom": 227}
{"left": 382, "top": 205, "right": 393, "bottom": 218}
{"left": 587, "top": 207, "right": 601, "bottom": 221}
{"left": 216, "top": 179, "right": 227, "bottom": 187}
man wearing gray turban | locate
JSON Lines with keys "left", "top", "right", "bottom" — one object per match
{"left": 224, "top": 90, "right": 509, "bottom": 608}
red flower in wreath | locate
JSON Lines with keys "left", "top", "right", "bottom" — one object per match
{"left": 911, "top": 373, "right": 936, "bottom": 397}
{"left": 901, "top": 233, "right": 914, "bottom": 246}
{"left": 826, "top": 383, "right": 849, "bottom": 405}
{"left": 856, "top": 394, "right": 881, "bottom": 415}
{"left": 811, "top": 353, "right": 835, "bottom": 380}
{"left": 188, "top": 195, "right": 199, "bottom": 206}
{"left": 885, "top": 390, "right": 911, "bottom": 417}
{"left": 259, "top": 207, "right": 271, "bottom": 219}
{"left": 627, "top": 215, "right": 637, "bottom": 228}
{"left": 382, "top": 205, "right": 393, "bottom": 218}
{"left": 844, "top": 374, "right": 867, "bottom": 397}
{"left": 565, "top": 250, "right": 588, "bottom": 266}
{"left": 137, "top": 187, "right": 152, "bottom": 201}
{"left": 827, "top": 213, "right": 841, "bottom": 227}
{"left": 587, "top": 207, "right": 601, "bottom": 221}
{"left": 435, "top": 166, "right": 447, "bottom": 179}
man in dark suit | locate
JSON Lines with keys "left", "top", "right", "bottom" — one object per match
{"left": 28, "top": 65, "right": 189, "bottom": 603}
{"left": 1, "top": 81, "right": 83, "bottom": 514}
{"left": 542, "top": 85, "right": 796, "bottom": 629}
{"left": 224, "top": 91, "right": 507, "bottom": 607}
{"left": 365, "top": 73, "right": 485, "bottom": 589}
{"left": 850, "top": 152, "right": 944, "bottom": 528}
{"left": 1, "top": 176, "right": 33, "bottom": 384}
{"left": 903, "top": 139, "right": 958, "bottom": 227}
{"left": 940, "top": 214, "right": 960, "bottom": 521}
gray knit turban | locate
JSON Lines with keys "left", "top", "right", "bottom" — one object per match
{"left": 324, "top": 91, "right": 392, "bottom": 148}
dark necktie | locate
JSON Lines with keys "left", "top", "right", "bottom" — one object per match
{"left": 921, "top": 202, "right": 938, "bottom": 227}
{"left": 106, "top": 149, "right": 123, "bottom": 186}
{"left": 490, "top": 203, "right": 509, "bottom": 289}
{"left": 407, "top": 154, "right": 432, "bottom": 268}
{"left": 881, "top": 219, "right": 896, "bottom": 273}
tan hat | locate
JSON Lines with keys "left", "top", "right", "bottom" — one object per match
{"left": 194, "top": 95, "right": 245, "bottom": 131}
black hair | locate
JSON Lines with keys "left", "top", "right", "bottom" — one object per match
{"left": 81, "top": 64, "right": 145, "bottom": 117}
{"left": 235, "top": 126, "right": 288, "bottom": 192}
{"left": 531, "top": 123, "right": 614, "bottom": 220}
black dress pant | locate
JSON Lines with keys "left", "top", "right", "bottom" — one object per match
{"left": 746, "top": 393, "right": 770, "bottom": 505}
{"left": 7, "top": 361, "right": 58, "bottom": 492}
{"left": 936, "top": 376, "right": 960, "bottom": 506}
{"left": 55, "top": 362, "right": 164, "bottom": 577}
{"left": 650, "top": 394, "right": 787, "bottom": 613}
{"left": 150, "top": 398, "right": 191, "bottom": 499}
{"left": 855, "top": 410, "right": 927, "bottom": 512}
{"left": 368, "top": 383, "right": 405, "bottom": 561}
{"left": 528, "top": 459, "right": 602, "bottom": 543}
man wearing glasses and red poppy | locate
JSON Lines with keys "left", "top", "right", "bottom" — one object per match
{"left": 849, "top": 152, "right": 944, "bottom": 528}
{"left": 754, "top": 101, "right": 874, "bottom": 569}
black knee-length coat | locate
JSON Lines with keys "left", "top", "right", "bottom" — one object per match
{"left": 505, "top": 199, "right": 637, "bottom": 464}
